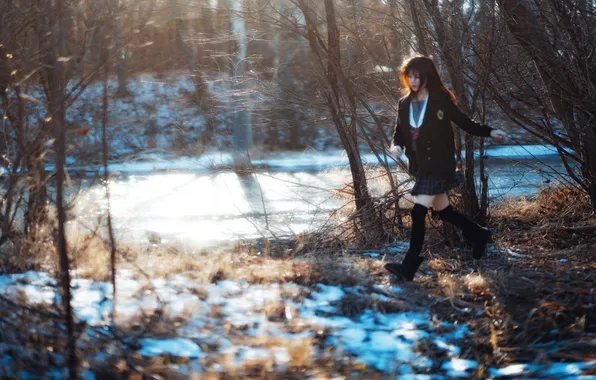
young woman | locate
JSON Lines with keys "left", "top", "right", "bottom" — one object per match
{"left": 385, "top": 55, "right": 507, "bottom": 282}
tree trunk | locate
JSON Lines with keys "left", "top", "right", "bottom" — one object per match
{"left": 299, "top": 0, "right": 386, "bottom": 243}
{"left": 25, "top": 151, "right": 48, "bottom": 235}
{"left": 114, "top": 0, "right": 128, "bottom": 95}
{"left": 475, "top": 0, "right": 497, "bottom": 225}
{"left": 0, "top": 6, "right": 49, "bottom": 239}
{"left": 198, "top": 0, "right": 216, "bottom": 70}
{"left": 216, "top": 0, "right": 232, "bottom": 73}
{"left": 47, "top": 1, "right": 77, "bottom": 377}
{"left": 230, "top": 0, "right": 253, "bottom": 168}
{"left": 324, "top": 0, "right": 369, "bottom": 213}
{"left": 170, "top": 0, "right": 208, "bottom": 106}
{"left": 408, "top": 0, "right": 430, "bottom": 56}
{"left": 577, "top": 110, "right": 596, "bottom": 206}
{"left": 388, "top": 0, "right": 405, "bottom": 65}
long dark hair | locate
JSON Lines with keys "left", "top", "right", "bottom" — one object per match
{"left": 399, "top": 55, "right": 457, "bottom": 103}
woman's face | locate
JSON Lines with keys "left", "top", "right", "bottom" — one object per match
{"left": 407, "top": 71, "right": 423, "bottom": 92}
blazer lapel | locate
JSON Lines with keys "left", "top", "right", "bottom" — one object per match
{"left": 418, "top": 93, "right": 434, "bottom": 133}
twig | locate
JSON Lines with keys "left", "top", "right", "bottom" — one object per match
{"left": 565, "top": 225, "right": 596, "bottom": 233}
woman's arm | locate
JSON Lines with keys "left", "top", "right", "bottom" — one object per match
{"left": 444, "top": 93, "right": 493, "bottom": 138}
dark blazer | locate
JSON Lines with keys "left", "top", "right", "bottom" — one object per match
{"left": 392, "top": 90, "right": 493, "bottom": 181}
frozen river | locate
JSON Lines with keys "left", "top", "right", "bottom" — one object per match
{"left": 70, "top": 146, "right": 575, "bottom": 248}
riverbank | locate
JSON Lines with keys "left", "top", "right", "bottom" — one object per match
{"left": 54, "top": 144, "right": 571, "bottom": 176}
{"left": 1, "top": 185, "right": 593, "bottom": 378}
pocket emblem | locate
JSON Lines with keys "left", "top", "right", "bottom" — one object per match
{"left": 437, "top": 109, "right": 444, "bottom": 120}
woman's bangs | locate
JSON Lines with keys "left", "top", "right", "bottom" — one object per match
{"left": 405, "top": 67, "right": 420, "bottom": 77}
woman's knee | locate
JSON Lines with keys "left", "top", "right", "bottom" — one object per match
{"left": 432, "top": 193, "right": 450, "bottom": 211}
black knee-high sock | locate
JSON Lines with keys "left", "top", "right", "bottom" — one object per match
{"left": 385, "top": 203, "right": 428, "bottom": 280}
{"left": 404, "top": 203, "right": 428, "bottom": 261}
{"left": 438, "top": 205, "right": 491, "bottom": 259}
{"left": 437, "top": 205, "right": 485, "bottom": 238}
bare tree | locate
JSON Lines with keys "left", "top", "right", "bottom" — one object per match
{"left": 1, "top": 0, "right": 154, "bottom": 376}
{"left": 496, "top": 0, "right": 596, "bottom": 207}
{"left": 409, "top": 0, "right": 430, "bottom": 55}
{"left": 43, "top": 1, "right": 78, "bottom": 376}
{"left": 295, "top": 0, "right": 387, "bottom": 243}
{"left": 216, "top": 0, "right": 234, "bottom": 72}
{"left": 114, "top": 0, "right": 129, "bottom": 95}
{"left": 170, "top": 0, "right": 209, "bottom": 106}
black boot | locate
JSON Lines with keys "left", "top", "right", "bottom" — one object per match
{"left": 385, "top": 255, "right": 425, "bottom": 281}
{"left": 438, "top": 205, "right": 492, "bottom": 259}
{"left": 385, "top": 203, "right": 427, "bottom": 281}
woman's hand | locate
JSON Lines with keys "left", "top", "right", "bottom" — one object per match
{"left": 389, "top": 144, "right": 403, "bottom": 158}
{"left": 490, "top": 129, "right": 507, "bottom": 142}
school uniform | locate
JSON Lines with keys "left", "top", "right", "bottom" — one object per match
{"left": 392, "top": 90, "right": 493, "bottom": 195}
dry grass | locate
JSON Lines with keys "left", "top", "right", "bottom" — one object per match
{"left": 491, "top": 185, "right": 596, "bottom": 252}
{"left": 55, "top": 230, "right": 390, "bottom": 291}
{"left": 0, "top": 225, "right": 56, "bottom": 273}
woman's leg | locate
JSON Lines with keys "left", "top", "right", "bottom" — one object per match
{"left": 405, "top": 195, "right": 433, "bottom": 259}
{"left": 385, "top": 195, "right": 434, "bottom": 281}
{"left": 407, "top": 197, "right": 433, "bottom": 261}
{"left": 415, "top": 194, "right": 435, "bottom": 208}
{"left": 432, "top": 193, "right": 450, "bottom": 211}
{"left": 433, "top": 194, "right": 491, "bottom": 259}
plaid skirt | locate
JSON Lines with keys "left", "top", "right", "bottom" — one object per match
{"left": 410, "top": 171, "right": 463, "bottom": 196}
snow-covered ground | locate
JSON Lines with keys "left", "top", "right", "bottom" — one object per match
{"left": 64, "top": 73, "right": 219, "bottom": 156}
{"left": 0, "top": 246, "right": 593, "bottom": 378}
{"left": 58, "top": 71, "right": 337, "bottom": 159}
